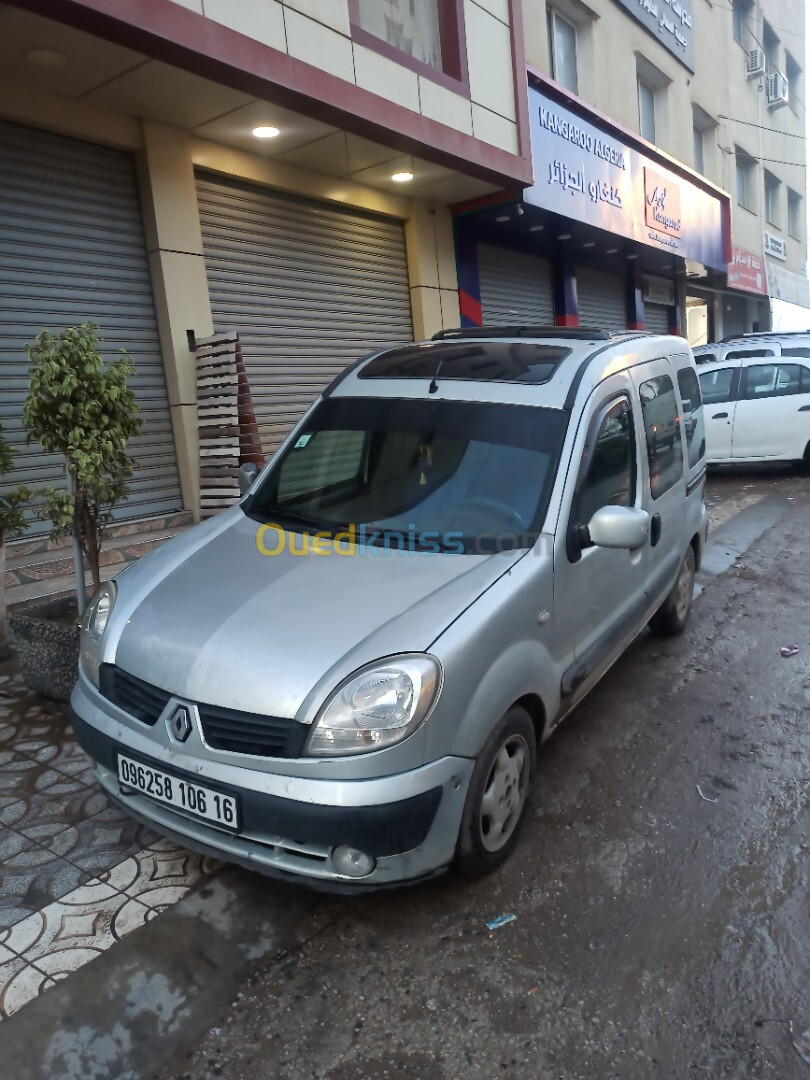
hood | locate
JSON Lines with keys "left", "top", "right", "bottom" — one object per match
{"left": 113, "top": 511, "right": 523, "bottom": 718}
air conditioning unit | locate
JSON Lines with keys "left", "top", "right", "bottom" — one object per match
{"left": 767, "top": 73, "right": 789, "bottom": 108}
{"left": 746, "top": 48, "right": 766, "bottom": 77}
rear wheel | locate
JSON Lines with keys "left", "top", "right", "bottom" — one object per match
{"left": 455, "top": 707, "right": 536, "bottom": 878}
{"left": 649, "top": 545, "right": 696, "bottom": 636}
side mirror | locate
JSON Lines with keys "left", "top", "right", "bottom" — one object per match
{"left": 586, "top": 506, "right": 650, "bottom": 551}
{"left": 238, "top": 462, "right": 260, "bottom": 495}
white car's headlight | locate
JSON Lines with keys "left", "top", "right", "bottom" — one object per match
{"left": 306, "top": 655, "right": 441, "bottom": 756}
{"left": 80, "top": 580, "right": 117, "bottom": 686}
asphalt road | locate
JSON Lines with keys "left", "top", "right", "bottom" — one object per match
{"left": 2, "top": 467, "right": 808, "bottom": 1080}
{"left": 154, "top": 465, "right": 809, "bottom": 1080}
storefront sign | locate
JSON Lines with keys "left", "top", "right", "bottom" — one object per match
{"left": 644, "top": 168, "right": 682, "bottom": 239}
{"left": 763, "top": 230, "right": 787, "bottom": 261}
{"left": 611, "top": 0, "right": 694, "bottom": 71}
{"left": 526, "top": 88, "right": 727, "bottom": 270}
{"left": 765, "top": 261, "right": 810, "bottom": 308}
{"left": 728, "top": 246, "right": 766, "bottom": 295}
{"left": 642, "top": 274, "right": 675, "bottom": 305}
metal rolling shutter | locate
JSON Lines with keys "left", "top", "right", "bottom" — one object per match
{"left": 196, "top": 173, "right": 413, "bottom": 455}
{"left": 479, "top": 244, "right": 554, "bottom": 325}
{"left": 0, "top": 121, "right": 182, "bottom": 528}
{"left": 644, "top": 301, "right": 670, "bottom": 334}
{"left": 576, "top": 267, "right": 627, "bottom": 332}
{"left": 723, "top": 295, "right": 747, "bottom": 337}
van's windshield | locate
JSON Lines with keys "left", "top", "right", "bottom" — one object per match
{"left": 245, "top": 397, "right": 567, "bottom": 553}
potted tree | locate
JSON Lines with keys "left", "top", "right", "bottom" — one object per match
{"left": 9, "top": 323, "right": 142, "bottom": 701}
{"left": 0, "top": 424, "right": 29, "bottom": 650}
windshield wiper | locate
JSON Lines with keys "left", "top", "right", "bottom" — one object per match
{"left": 254, "top": 507, "right": 349, "bottom": 534}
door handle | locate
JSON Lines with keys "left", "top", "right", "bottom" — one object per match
{"left": 712, "top": 411, "right": 729, "bottom": 419}
{"left": 799, "top": 405, "right": 810, "bottom": 412}
{"left": 650, "top": 513, "right": 662, "bottom": 547}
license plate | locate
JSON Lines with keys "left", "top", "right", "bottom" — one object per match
{"left": 117, "top": 754, "right": 240, "bottom": 831}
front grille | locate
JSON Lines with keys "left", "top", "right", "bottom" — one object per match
{"left": 99, "top": 664, "right": 309, "bottom": 757}
{"left": 99, "top": 664, "right": 172, "bottom": 726}
{"left": 198, "top": 703, "right": 309, "bottom": 758}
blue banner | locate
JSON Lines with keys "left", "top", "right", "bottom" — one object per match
{"left": 524, "top": 87, "right": 727, "bottom": 271}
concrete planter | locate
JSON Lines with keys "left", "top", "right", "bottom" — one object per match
{"left": 9, "top": 598, "right": 80, "bottom": 703}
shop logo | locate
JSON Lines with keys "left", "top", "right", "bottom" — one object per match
{"left": 167, "top": 705, "right": 192, "bottom": 743}
{"left": 644, "top": 168, "right": 682, "bottom": 238}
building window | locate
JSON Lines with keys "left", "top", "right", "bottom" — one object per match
{"left": 764, "top": 171, "right": 781, "bottom": 228}
{"left": 547, "top": 9, "right": 579, "bottom": 94}
{"left": 638, "top": 79, "right": 656, "bottom": 142}
{"left": 692, "top": 125, "right": 704, "bottom": 174}
{"left": 350, "top": 0, "right": 466, "bottom": 85}
{"left": 735, "top": 148, "right": 756, "bottom": 212}
{"left": 785, "top": 52, "right": 802, "bottom": 112}
{"left": 762, "top": 20, "right": 780, "bottom": 74}
{"left": 788, "top": 188, "right": 803, "bottom": 239}
{"left": 691, "top": 106, "right": 716, "bottom": 178}
{"left": 732, "top": 0, "right": 751, "bottom": 46}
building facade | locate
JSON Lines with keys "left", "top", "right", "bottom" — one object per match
{"left": 0, "top": 0, "right": 806, "bottom": 527}
{"left": 0, "top": 0, "right": 530, "bottom": 524}
{"left": 473, "top": 0, "right": 807, "bottom": 345}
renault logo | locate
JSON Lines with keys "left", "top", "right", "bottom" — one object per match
{"left": 167, "top": 705, "right": 192, "bottom": 743}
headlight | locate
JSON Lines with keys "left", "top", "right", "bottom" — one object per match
{"left": 80, "top": 580, "right": 117, "bottom": 686}
{"left": 306, "top": 655, "right": 441, "bottom": 756}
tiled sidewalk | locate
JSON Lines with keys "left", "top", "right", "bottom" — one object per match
{"left": 0, "top": 663, "right": 218, "bottom": 1020}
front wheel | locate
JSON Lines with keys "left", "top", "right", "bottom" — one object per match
{"left": 649, "top": 545, "right": 696, "bottom": 636}
{"left": 455, "top": 706, "right": 536, "bottom": 878}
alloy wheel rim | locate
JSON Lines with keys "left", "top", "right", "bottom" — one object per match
{"left": 675, "top": 553, "right": 695, "bottom": 621}
{"left": 479, "top": 734, "right": 530, "bottom": 852}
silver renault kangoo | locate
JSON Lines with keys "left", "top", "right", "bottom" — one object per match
{"left": 70, "top": 327, "right": 708, "bottom": 890}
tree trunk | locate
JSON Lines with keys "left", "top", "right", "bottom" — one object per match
{"left": 77, "top": 489, "right": 101, "bottom": 596}
{"left": 70, "top": 479, "right": 88, "bottom": 616}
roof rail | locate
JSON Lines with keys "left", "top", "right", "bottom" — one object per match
{"left": 720, "top": 329, "right": 810, "bottom": 342}
{"left": 432, "top": 325, "right": 611, "bottom": 341}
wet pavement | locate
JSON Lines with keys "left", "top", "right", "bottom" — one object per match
{"left": 0, "top": 466, "right": 808, "bottom": 1079}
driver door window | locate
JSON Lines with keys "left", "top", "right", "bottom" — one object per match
{"left": 573, "top": 398, "right": 636, "bottom": 533}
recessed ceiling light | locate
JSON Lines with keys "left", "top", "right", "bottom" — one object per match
{"left": 391, "top": 171, "right": 414, "bottom": 182}
{"left": 252, "top": 125, "right": 280, "bottom": 138}
{"left": 626, "top": 253, "right": 638, "bottom": 260}
{"left": 661, "top": 264, "right": 671, "bottom": 269}
{"left": 495, "top": 214, "right": 511, "bottom": 222}
{"left": 605, "top": 248, "right": 618, "bottom": 254}
{"left": 25, "top": 48, "right": 66, "bottom": 68}
{"left": 557, "top": 233, "right": 572, "bottom": 240}
{"left": 529, "top": 224, "right": 544, "bottom": 232}
{"left": 582, "top": 242, "right": 596, "bottom": 248}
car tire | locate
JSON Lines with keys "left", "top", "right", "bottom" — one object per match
{"left": 649, "top": 545, "right": 696, "bottom": 636}
{"left": 455, "top": 706, "right": 536, "bottom": 878}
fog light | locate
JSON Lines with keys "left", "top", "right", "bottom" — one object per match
{"left": 332, "top": 845, "right": 376, "bottom": 878}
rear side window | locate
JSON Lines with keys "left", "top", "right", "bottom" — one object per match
{"left": 699, "top": 367, "right": 735, "bottom": 404}
{"left": 741, "top": 363, "right": 803, "bottom": 399}
{"left": 695, "top": 352, "right": 716, "bottom": 365}
{"left": 676, "top": 368, "right": 706, "bottom": 468}
{"left": 638, "top": 374, "right": 683, "bottom": 499}
{"left": 727, "top": 348, "right": 776, "bottom": 360}
{"left": 803, "top": 367, "right": 810, "bottom": 392}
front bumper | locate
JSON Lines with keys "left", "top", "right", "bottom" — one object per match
{"left": 69, "top": 680, "right": 473, "bottom": 889}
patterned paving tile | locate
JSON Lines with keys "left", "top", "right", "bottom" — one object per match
{"left": 0, "top": 847, "right": 87, "bottom": 930}
{"left": 0, "top": 953, "right": 51, "bottom": 1020}
{"left": 43, "top": 805, "right": 159, "bottom": 880}
{"left": 0, "top": 880, "right": 152, "bottom": 966}
{"left": 2, "top": 768, "right": 111, "bottom": 843}
{"left": 99, "top": 837, "right": 220, "bottom": 912}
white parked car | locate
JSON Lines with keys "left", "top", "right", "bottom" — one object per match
{"left": 693, "top": 331, "right": 810, "bottom": 367}
{"left": 698, "top": 352, "right": 810, "bottom": 466}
